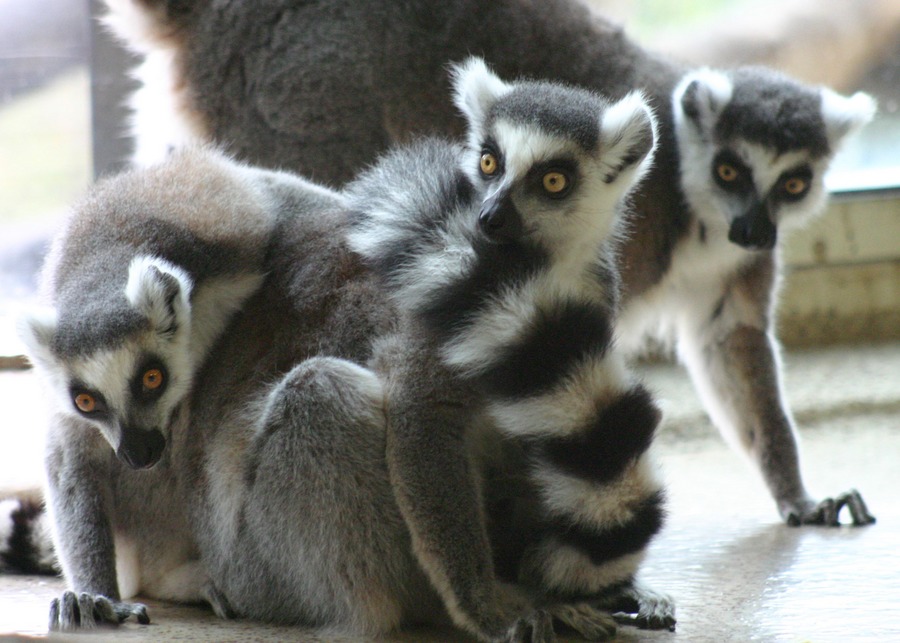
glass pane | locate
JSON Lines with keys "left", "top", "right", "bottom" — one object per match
{"left": 596, "top": 0, "right": 900, "bottom": 191}
{"left": 0, "top": 0, "right": 90, "bottom": 349}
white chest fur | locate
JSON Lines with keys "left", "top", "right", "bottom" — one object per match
{"left": 616, "top": 218, "right": 752, "bottom": 356}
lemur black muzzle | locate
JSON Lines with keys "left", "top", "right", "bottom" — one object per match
{"left": 117, "top": 427, "right": 166, "bottom": 469}
{"left": 479, "top": 190, "right": 524, "bottom": 243}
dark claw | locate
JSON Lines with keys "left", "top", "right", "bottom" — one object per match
{"left": 786, "top": 490, "right": 876, "bottom": 527}
{"left": 607, "top": 582, "right": 676, "bottom": 633}
{"left": 77, "top": 593, "right": 97, "bottom": 628}
{"left": 613, "top": 610, "right": 677, "bottom": 632}
{"left": 507, "top": 610, "right": 555, "bottom": 643}
{"left": 60, "top": 591, "right": 79, "bottom": 631}
{"left": 47, "top": 591, "right": 151, "bottom": 631}
{"left": 836, "top": 489, "right": 876, "bottom": 526}
{"left": 548, "top": 602, "right": 618, "bottom": 640}
{"left": 785, "top": 511, "right": 802, "bottom": 527}
{"left": 93, "top": 595, "right": 118, "bottom": 624}
{"left": 112, "top": 599, "right": 151, "bottom": 625}
{"left": 48, "top": 597, "right": 60, "bottom": 632}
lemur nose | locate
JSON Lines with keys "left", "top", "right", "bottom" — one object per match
{"left": 478, "top": 193, "right": 523, "bottom": 243}
{"left": 728, "top": 203, "right": 777, "bottom": 251}
{"left": 479, "top": 208, "right": 503, "bottom": 232}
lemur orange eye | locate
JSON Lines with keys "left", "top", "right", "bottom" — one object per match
{"left": 74, "top": 393, "right": 96, "bottom": 413}
{"left": 542, "top": 171, "right": 568, "bottom": 194}
{"left": 480, "top": 153, "right": 498, "bottom": 176}
{"left": 142, "top": 369, "right": 164, "bottom": 390}
{"left": 717, "top": 164, "right": 739, "bottom": 182}
{"left": 784, "top": 177, "right": 808, "bottom": 195}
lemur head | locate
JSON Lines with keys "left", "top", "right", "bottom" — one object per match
{"left": 674, "top": 67, "right": 875, "bottom": 250}
{"left": 452, "top": 58, "right": 657, "bottom": 259}
{"left": 20, "top": 256, "right": 194, "bottom": 470}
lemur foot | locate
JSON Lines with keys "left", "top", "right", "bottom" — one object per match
{"left": 782, "top": 489, "right": 876, "bottom": 527}
{"left": 49, "top": 591, "right": 149, "bottom": 631}
{"left": 604, "top": 581, "right": 676, "bottom": 632}
{"left": 481, "top": 584, "right": 555, "bottom": 643}
{"left": 505, "top": 609, "right": 555, "bottom": 643}
{"left": 548, "top": 602, "right": 618, "bottom": 640}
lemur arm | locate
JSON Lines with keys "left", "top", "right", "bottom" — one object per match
{"left": 676, "top": 256, "right": 874, "bottom": 526}
{"left": 373, "top": 329, "right": 552, "bottom": 643}
{"left": 44, "top": 416, "right": 150, "bottom": 630}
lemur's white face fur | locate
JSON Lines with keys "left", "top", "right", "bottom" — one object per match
{"left": 453, "top": 59, "right": 657, "bottom": 266}
{"left": 674, "top": 68, "right": 875, "bottom": 250}
{"left": 20, "top": 257, "right": 194, "bottom": 469}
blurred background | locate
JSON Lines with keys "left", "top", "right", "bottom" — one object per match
{"left": 1, "top": 0, "right": 897, "bottom": 351}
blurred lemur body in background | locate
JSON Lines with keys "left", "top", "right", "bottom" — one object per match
{"left": 101, "top": 0, "right": 877, "bottom": 526}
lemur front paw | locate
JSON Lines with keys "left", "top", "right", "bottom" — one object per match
{"left": 475, "top": 584, "right": 555, "bottom": 643}
{"left": 548, "top": 602, "right": 618, "bottom": 640}
{"left": 781, "top": 489, "right": 876, "bottom": 527}
{"left": 504, "top": 609, "right": 555, "bottom": 643}
{"left": 603, "top": 581, "right": 676, "bottom": 633}
{"left": 49, "top": 591, "right": 150, "bottom": 631}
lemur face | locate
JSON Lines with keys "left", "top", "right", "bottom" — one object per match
{"left": 473, "top": 126, "right": 582, "bottom": 245}
{"left": 20, "top": 257, "right": 194, "bottom": 470}
{"left": 674, "top": 68, "right": 875, "bottom": 251}
{"left": 453, "top": 58, "right": 656, "bottom": 256}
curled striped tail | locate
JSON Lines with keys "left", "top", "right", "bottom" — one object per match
{"left": 1, "top": 493, "right": 58, "bottom": 575}
{"left": 463, "top": 298, "right": 665, "bottom": 600}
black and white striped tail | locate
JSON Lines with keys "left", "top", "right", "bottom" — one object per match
{"left": 0, "top": 495, "right": 58, "bottom": 575}
{"left": 491, "top": 378, "right": 665, "bottom": 599}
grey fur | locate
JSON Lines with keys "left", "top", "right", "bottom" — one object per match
{"left": 21, "top": 148, "right": 440, "bottom": 636}
{"left": 103, "top": 0, "right": 876, "bottom": 526}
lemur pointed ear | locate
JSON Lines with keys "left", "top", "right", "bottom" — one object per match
{"left": 675, "top": 69, "right": 733, "bottom": 134}
{"left": 451, "top": 57, "right": 510, "bottom": 132}
{"left": 820, "top": 88, "right": 876, "bottom": 148}
{"left": 598, "top": 91, "right": 657, "bottom": 185}
{"left": 17, "top": 306, "right": 58, "bottom": 366}
{"left": 125, "top": 256, "right": 192, "bottom": 336}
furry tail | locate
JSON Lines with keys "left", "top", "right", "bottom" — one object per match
{"left": 0, "top": 494, "right": 58, "bottom": 575}
{"left": 102, "top": 0, "right": 206, "bottom": 52}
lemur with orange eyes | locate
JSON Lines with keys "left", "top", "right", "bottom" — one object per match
{"left": 15, "top": 61, "right": 672, "bottom": 641}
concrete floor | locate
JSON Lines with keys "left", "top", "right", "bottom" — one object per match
{"left": 1, "top": 341, "right": 898, "bottom": 642}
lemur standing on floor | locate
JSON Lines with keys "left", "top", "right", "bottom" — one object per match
{"left": 98, "top": 0, "right": 877, "bottom": 526}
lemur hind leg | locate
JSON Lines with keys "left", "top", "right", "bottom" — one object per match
{"left": 224, "top": 356, "right": 436, "bottom": 635}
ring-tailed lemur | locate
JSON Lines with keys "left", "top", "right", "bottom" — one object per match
{"left": 347, "top": 58, "right": 674, "bottom": 638}
{"left": 17, "top": 148, "right": 278, "bottom": 627}
{"left": 17, "top": 148, "right": 445, "bottom": 636}
{"left": 99, "top": 0, "right": 877, "bottom": 526}
{"left": 14, "top": 62, "right": 672, "bottom": 640}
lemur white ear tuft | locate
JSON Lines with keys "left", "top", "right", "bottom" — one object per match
{"left": 125, "top": 256, "right": 193, "bottom": 336}
{"left": 451, "top": 57, "right": 510, "bottom": 132}
{"left": 674, "top": 68, "right": 733, "bottom": 134}
{"left": 17, "top": 306, "right": 58, "bottom": 367}
{"left": 599, "top": 91, "right": 657, "bottom": 185}
{"left": 820, "top": 88, "right": 877, "bottom": 148}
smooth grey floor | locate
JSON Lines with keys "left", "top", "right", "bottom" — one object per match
{"left": 1, "top": 342, "right": 898, "bottom": 642}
